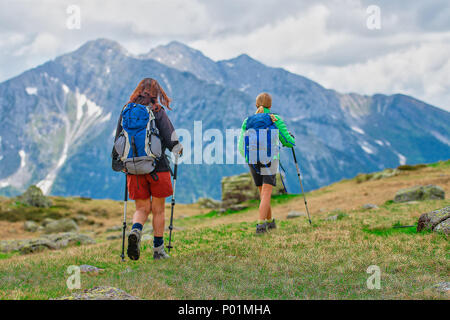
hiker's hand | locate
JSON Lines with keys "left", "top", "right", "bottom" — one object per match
{"left": 173, "top": 143, "right": 183, "bottom": 157}
{"left": 289, "top": 131, "right": 295, "bottom": 138}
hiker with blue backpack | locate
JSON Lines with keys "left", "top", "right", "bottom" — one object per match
{"left": 112, "top": 78, "right": 182, "bottom": 260}
{"left": 238, "top": 93, "right": 295, "bottom": 234}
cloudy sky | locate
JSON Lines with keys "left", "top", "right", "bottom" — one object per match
{"left": 1, "top": 0, "right": 449, "bottom": 110}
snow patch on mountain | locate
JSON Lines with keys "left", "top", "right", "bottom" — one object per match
{"left": 360, "top": 142, "right": 375, "bottom": 154}
{"left": 161, "top": 73, "right": 172, "bottom": 94}
{"left": 25, "top": 87, "right": 38, "bottom": 95}
{"left": 0, "top": 150, "right": 30, "bottom": 189}
{"left": 351, "top": 126, "right": 365, "bottom": 135}
{"left": 239, "top": 84, "right": 250, "bottom": 92}
{"left": 394, "top": 151, "right": 407, "bottom": 165}
{"left": 36, "top": 85, "right": 111, "bottom": 194}
{"left": 431, "top": 130, "right": 450, "bottom": 146}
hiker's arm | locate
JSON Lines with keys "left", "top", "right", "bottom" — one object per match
{"left": 237, "top": 118, "right": 247, "bottom": 157}
{"left": 156, "top": 108, "right": 180, "bottom": 152}
{"left": 274, "top": 115, "right": 295, "bottom": 147}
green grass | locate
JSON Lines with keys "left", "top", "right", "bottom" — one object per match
{"left": 0, "top": 215, "right": 447, "bottom": 300}
{"left": 427, "top": 160, "right": 450, "bottom": 168}
{"left": 184, "top": 194, "right": 303, "bottom": 221}
{"left": 0, "top": 160, "right": 449, "bottom": 300}
{"left": 363, "top": 225, "right": 419, "bottom": 237}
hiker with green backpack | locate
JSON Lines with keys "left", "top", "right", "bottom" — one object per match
{"left": 238, "top": 93, "right": 295, "bottom": 234}
{"left": 112, "top": 78, "right": 182, "bottom": 260}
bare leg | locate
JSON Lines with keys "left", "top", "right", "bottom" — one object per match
{"left": 258, "top": 184, "right": 273, "bottom": 221}
{"left": 258, "top": 186, "right": 272, "bottom": 220}
{"left": 133, "top": 198, "right": 151, "bottom": 226}
{"left": 151, "top": 197, "right": 166, "bottom": 237}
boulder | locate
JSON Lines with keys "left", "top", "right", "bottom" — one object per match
{"left": 106, "top": 226, "right": 122, "bottom": 232}
{"left": 221, "top": 172, "right": 286, "bottom": 208}
{"left": 433, "top": 282, "right": 450, "bottom": 293}
{"left": 197, "top": 197, "right": 221, "bottom": 209}
{"left": 106, "top": 234, "right": 121, "bottom": 241}
{"left": 0, "top": 233, "right": 95, "bottom": 254}
{"left": 41, "top": 218, "right": 56, "bottom": 227}
{"left": 326, "top": 215, "right": 339, "bottom": 221}
{"left": 287, "top": 211, "right": 305, "bottom": 219}
{"left": 18, "top": 238, "right": 57, "bottom": 254}
{"left": 73, "top": 214, "right": 88, "bottom": 223}
{"left": 17, "top": 185, "right": 52, "bottom": 208}
{"left": 362, "top": 204, "right": 378, "bottom": 210}
{"left": 227, "top": 204, "right": 248, "bottom": 212}
{"left": 55, "top": 286, "right": 140, "bottom": 300}
{"left": 43, "top": 218, "right": 79, "bottom": 234}
{"left": 24, "top": 220, "right": 39, "bottom": 232}
{"left": 417, "top": 206, "right": 450, "bottom": 233}
{"left": 42, "top": 232, "right": 96, "bottom": 248}
{"left": 79, "top": 265, "right": 105, "bottom": 275}
{"left": 0, "top": 239, "right": 26, "bottom": 253}
{"left": 394, "top": 185, "right": 445, "bottom": 203}
{"left": 434, "top": 219, "right": 450, "bottom": 235}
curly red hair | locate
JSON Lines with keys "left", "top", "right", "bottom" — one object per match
{"left": 128, "top": 78, "right": 171, "bottom": 112}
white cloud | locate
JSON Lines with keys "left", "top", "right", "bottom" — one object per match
{"left": 0, "top": 0, "right": 448, "bottom": 111}
{"left": 190, "top": 5, "right": 348, "bottom": 63}
{"left": 293, "top": 39, "right": 450, "bottom": 110}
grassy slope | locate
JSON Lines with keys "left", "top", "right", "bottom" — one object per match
{"left": 0, "top": 161, "right": 449, "bottom": 300}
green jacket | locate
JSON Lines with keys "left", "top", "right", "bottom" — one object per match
{"left": 238, "top": 107, "right": 295, "bottom": 159}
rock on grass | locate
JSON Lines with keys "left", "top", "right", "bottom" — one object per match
{"left": 55, "top": 286, "right": 139, "bottom": 300}
{"left": 79, "top": 265, "right": 105, "bottom": 276}
{"left": 17, "top": 185, "right": 52, "bottom": 208}
{"left": 433, "top": 218, "right": 450, "bottom": 235}
{"left": 24, "top": 220, "right": 39, "bottom": 232}
{"left": 417, "top": 206, "right": 450, "bottom": 233}
{"left": 287, "top": 211, "right": 305, "bottom": 219}
{"left": 394, "top": 185, "right": 445, "bottom": 203}
{"left": 433, "top": 282, "right": 450, "bottom": 293}
{"left": 43, "top": 218, "right": 79, "bottom": 234}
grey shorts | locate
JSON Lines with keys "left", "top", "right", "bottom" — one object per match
{"left": 248, "top": 163, "right": 277, "bottom": 187}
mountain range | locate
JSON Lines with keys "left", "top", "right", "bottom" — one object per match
{"left": 0, "top": 38, "right": 449, "bottom": 202}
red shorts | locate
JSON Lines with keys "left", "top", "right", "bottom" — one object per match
{"left": 127, "top": 171, "right": 173, "bottom": 200}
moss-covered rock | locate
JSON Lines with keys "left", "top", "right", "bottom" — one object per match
{"left": 0, "top": 232, "right": 96, "bottom": 254}
{"left": 197, "top": 197, "right": 221, "bottom": 209}
{"left": 394, "top": 185, "right": 445, "bottom": 203}
{"left": 16, "top": 185, "right": 52, "bottom": 208}
{"left": 18, "top": 238, "right": 57, "bottom": 254}
{"left": 434, "top": 219, "right": 450, "bottom": 235}
{"left": 43, "top": 218, "right": 79, "bottom": 234}
{"left": 417, "top": 206, "right": 450, "bottom": 233}
{"left": 55, "top": 286, "right": 140, "bottom": 300}
{"left": 24, "top": 220, "right": 39, "bottom": 232}
{"left": 42, "top": 232, "right": 96, "bottom": 248}
{"left": 221, "top": 172, "right": 286, "bottom": 208}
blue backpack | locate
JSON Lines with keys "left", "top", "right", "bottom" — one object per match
{"left": 244, "top": 113, "right": 279, "bottom": 165}
{"left": 114, "top": 103, "right": 162, "bottom": 175}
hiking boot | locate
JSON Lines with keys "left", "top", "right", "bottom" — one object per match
{"left": 267, "top": 219, "right": 277, "bottom": 230}
{"left": 256, "top": 223, "right": 268, "bottom": 234}
{"left": 127, "top": 229, "right": 141, "bottom": 261}
{"left": 153, "top": 244, "right": 170, "bottom": 260}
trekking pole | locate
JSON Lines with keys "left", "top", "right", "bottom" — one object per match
{"left": 120, "top": 174, "right": 128, "bottom": 262}
{"left": 167, "top": 155, "right": 179, "bottom": 253}
{"left": 291, "top": 148, "right": 312, "bottom": 225}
